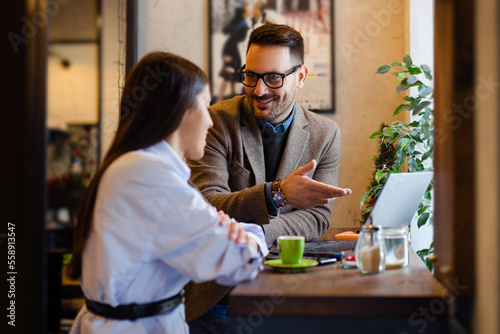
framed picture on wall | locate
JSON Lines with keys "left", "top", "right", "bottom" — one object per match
{"left": 209, "top": 0, "right": 335, "bottom": 113}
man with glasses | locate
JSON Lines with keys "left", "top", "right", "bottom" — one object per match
{"left": 185, "top": 24, "right": 352, "bottom": 333}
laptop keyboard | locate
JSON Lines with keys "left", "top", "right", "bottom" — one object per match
{"left": 304, "top": 240, "right": 357, "bottom": 253}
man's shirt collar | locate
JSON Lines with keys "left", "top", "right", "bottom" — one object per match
{"left": 257, "top": 104, "right": 296, "bottom": 133}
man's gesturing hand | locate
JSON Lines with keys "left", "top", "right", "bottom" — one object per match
{"left": 280, "top": 159, "right": 352, "bottom": 210}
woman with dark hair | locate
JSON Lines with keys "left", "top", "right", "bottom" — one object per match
{"left": 67, "top": 52, "right": 267, "bottom": 333}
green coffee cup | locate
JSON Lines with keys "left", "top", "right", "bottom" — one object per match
{"left": 278, "top": 236, "right": 305, "bottom": 264}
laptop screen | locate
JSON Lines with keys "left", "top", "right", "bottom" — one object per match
{"left": 367, "top": 172, "right": 433, "bottom": 228}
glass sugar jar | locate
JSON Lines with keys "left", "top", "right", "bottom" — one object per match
{"left": 382, "top": 225, "right": 409, "bottom": 269}
{"left": 355, "top": 224, "right": 386, "bottom": 274}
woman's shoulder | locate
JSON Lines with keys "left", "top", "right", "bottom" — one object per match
{"left": 108, "top": 148, "right": 162, "bottom": 173}
{"left": 103, "top": 142, "right": 186, "bottom": 185}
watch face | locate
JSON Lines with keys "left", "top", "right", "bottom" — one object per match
{"left": 272, "top": 191, "right": 284, "bottom": 206}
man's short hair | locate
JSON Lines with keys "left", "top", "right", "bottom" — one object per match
{"left": 247, "top": 24, "right": 304, "bottom": 65}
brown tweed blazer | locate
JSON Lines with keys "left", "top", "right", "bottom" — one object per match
{"left": 184, "top": 95, "right": 341, "bottom": 322}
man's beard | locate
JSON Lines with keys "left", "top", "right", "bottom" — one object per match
{"left": 247, "top": 92, "right": 293, "bottom": 123}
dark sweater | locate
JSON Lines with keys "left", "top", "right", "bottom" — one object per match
{"left": 261, "top": 127, "right": 289, "bottom": 182}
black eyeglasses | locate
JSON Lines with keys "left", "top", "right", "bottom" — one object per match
{"left": 237, "top": 65, "right": 301, "bottom": 89}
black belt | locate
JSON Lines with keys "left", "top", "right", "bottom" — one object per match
{"left": 86, "top": 290, "right": 184, "bottom": 321}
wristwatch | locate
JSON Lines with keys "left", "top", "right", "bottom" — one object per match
{"left": 271, "top": 179, "right": 286, "bottom": 207}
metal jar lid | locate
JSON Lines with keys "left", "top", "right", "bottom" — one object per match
{"left": 361, "top": 224, "right": 380, "bottom": 232}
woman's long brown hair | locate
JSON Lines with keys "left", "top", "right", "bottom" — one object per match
{"left": 66, "top": 52, "right": 208, "bottom": 280}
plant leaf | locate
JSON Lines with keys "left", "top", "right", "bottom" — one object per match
{"left": 417, "top": 248, "right": 431, "bottom": 256}
{"left": 403, "top": 55, "right": 413, "bottom": 67}
{"left": 396, "top": 84, "right": 409, "bottom": 93}
{"left": 407, "top": 75, "right": 418, "bottom": 85}
{"left": 421, "top": 64, "right": 431, "bottom": 73}
{"left": 397, "top": 72, "right": 406, "bottom": 83}
{"left": 402, "top": 103, "right": 416, "bottom": 111}
{"left": 391, "top": 61, "right": 402, "bottom": 67}
{"left": 377, "top": 65, "right": 391, "bottom": 74}
{"left": 419, "top": 86, "right": 433, "bottom": 96}
{"left": 395, "top": 149, "right": 407, "bottom": 165}
{"left": 369, "top": 131, "right": 381, "bottom": 139}
{"left": 409, "top": 67, "right": 422, "bottom": 75}
{"left": 417, "top": 212, "right": 430, "bottom": 228}
{"left": 393, "top": 104, "right": 404, "bottom": 116}
{"left": 409, "top": 80, "right": 424, "bottom": 87}
{"left": 382, "top": 127, "right": 393, "bottom": 137}
{"left": 421, "top": 64, "right": 433, "bottom": 80}
{"left": 425, "top": 190, "right": 432, "bottom": 200}
{"left": 402, "top": 96, "right": 415, "bottom": 102}
{"left": 408, "top": 157, "right": 418, "bottom": 171}
{"left": 417, "top": 205, "right": 429, "bottom": 215}
{"left": 413, "top": 101, "right": 432, "bottom": 115}
{"left": 401, "top": 138, "right": 408, "bottom": 148}
{"left": 362, "top": 206, "right": 373, "bottom": 215}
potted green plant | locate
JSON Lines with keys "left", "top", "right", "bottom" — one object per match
{"left": 360, "top": 55, "right": 434, "bottom": 270}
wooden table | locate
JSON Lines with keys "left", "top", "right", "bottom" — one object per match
{"left": 228, "top": 250, "right": 452, "bottom": 334}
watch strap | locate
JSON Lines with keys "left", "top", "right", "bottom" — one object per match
{"left": 271, "top": 179, "right": 286, "bottom": 207}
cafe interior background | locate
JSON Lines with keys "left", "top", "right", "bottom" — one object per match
{"left": 4, "top": 0, "right": 499, "bottom": 333}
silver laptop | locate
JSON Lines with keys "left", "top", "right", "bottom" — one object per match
{"left": 275, "top": 172, "right": 433, "bottom": 255}
{"left": 367, "top": 171, "right": 433, "bottom": 228}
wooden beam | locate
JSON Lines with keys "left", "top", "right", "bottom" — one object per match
{"left": 434, "top": 0, "right": 475, "bottom": 329}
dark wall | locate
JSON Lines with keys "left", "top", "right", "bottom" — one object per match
{"left": 3, "top": 0, "right": 47, "bottom": 333}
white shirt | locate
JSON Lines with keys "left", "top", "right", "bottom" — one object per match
{"left": 70, "top": 141, "right": 268, "bottom": 334}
